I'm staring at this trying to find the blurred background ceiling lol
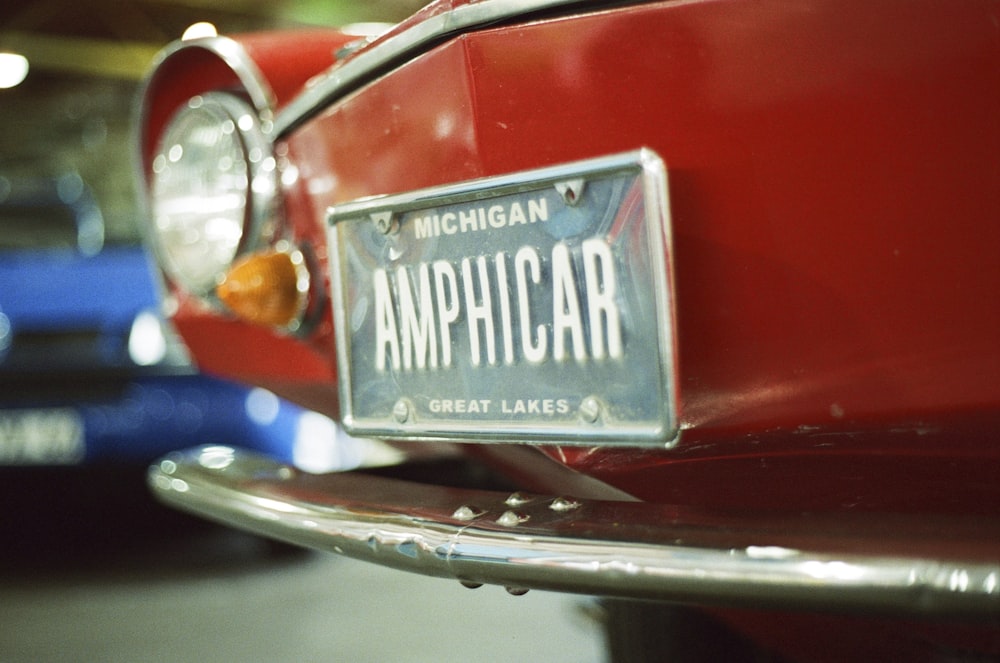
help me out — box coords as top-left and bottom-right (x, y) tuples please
(0, 0), (425, 241)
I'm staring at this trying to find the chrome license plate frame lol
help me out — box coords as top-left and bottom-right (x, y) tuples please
(328, 150), (677, 447)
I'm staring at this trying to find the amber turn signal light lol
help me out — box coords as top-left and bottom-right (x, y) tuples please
(216, 250), (306, 328)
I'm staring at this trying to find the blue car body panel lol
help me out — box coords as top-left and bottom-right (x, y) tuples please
(0, 373), (302, 466)
(1, 246), (156, 333)
(74, 375), (301, 465)
(0, 246), (159, 369)
(0, 177), (305, 467)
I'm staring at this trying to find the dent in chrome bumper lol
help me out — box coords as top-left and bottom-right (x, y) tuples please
(150, 445), (1000, 615)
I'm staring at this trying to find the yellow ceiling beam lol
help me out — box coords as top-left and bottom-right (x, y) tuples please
(0, 31), (163, 80)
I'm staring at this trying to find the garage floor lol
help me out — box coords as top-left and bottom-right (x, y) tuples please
(0, 467), (605, 662)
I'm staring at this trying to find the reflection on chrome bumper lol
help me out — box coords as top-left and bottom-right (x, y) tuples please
(149, 445), (1000, 615)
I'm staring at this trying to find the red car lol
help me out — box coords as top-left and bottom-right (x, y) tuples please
(136, 1), (1000, 659)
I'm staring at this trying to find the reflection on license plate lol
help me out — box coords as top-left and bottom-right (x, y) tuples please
(0, 408), (85, 464)
(328, 150), (677, 446)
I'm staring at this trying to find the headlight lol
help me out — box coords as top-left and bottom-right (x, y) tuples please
(149, 92), (275, 295)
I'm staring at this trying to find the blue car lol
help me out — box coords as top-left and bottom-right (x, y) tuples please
(0, 173), (357, 469)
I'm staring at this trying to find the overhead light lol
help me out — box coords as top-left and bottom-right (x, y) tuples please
(182, 22), (218, 41)
(0, 53), (29, 89)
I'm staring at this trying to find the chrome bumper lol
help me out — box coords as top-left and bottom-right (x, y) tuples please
(149, 445), (1000, 615)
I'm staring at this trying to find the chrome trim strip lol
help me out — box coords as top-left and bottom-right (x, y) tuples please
(135, 36), (276, 188)
(274, 0), (610, 137)
(142, 35), (277, 116)
(151, 446), (1000, 615)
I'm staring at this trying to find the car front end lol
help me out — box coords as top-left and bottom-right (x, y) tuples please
(134, 1), (1000, 658)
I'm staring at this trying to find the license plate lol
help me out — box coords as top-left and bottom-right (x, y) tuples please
(328, 150), (677, 446)
(0, 408), (85, 464)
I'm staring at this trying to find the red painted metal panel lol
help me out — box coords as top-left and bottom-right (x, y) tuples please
(281, 1), (998, 417)
(168, 0), (998, 506)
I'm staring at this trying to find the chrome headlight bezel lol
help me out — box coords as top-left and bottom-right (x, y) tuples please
(148, 91), (277, 296)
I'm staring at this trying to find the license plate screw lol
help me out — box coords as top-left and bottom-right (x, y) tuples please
(392, 398), (411, 423)
(578, 396), (603, 424)
(371, 211), (398, 234)
(555, 178), (587, 206)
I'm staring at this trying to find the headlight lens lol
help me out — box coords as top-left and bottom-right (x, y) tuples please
(149, 92), (274, 295)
